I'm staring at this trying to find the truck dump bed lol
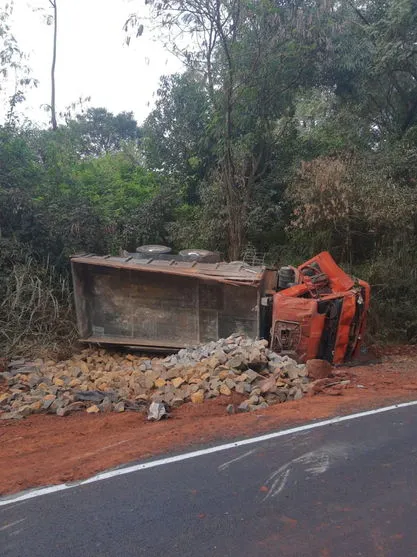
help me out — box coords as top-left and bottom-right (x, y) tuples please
(71, 255), (276, 349)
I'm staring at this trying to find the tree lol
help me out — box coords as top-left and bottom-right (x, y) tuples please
(66, 107), (142, 157)
(144, 72), (213, 203)
(49, 0), (58, 130)
(128, 0), (330, 258)
(312, 0), (417, 144)
(0, 3), (36, 124)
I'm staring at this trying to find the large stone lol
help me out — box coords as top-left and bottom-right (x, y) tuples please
(171, 397), (185, 408)
(113, 401), (124, 412)
(214, 350), (227, 365)
(306, 359), (333, 380)
(186, 384), (200, 396)
(147, 401), (167, 421)
(259, 377), (277, 394)
(74, 390), (106, 403)
(145, 369), (162, 382)
(235, 382), (251, 394)
(227, 355), (246, 370)
(275, 390), (288, 403)
(245, 369), (260, 383)
(217, 369), (230, 380)
(164, 367), (182, 380)
(225, 378), (236, 390)
(219, 384), (232, 396)
(100, 397), (113, 413)
(297, 365), (308, 377)
(223, 343), (237, 353)
(161, 391), (175, 405)
(30, 400), (43, 412)
(293, 388), (303, 400)
(268, 361), (285, 374)
(206, 356), (220, 369)
(28, 375), (42, 388)
(42, 395), (56, 410)
(283, 364), (299, 380)
(206, 389), (220, 399)
(190, 390), (205, 404)
(0, 393), (10, 403)
(0, 411), (23, 420)
(152, 364), (166, 377)
(171, 377), (185, 388)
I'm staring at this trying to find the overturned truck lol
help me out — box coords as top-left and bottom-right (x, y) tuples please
(71, 251), (369, 364)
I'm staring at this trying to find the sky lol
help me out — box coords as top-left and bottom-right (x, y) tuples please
(5, 0), (182, 126)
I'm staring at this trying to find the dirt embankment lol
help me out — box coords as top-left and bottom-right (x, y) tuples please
(1, 347), (417, 496)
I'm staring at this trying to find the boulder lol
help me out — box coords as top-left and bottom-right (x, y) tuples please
(259, 377), (277, 394)
(171, 377), (185, 388)
(147, 401), (167, 421)
(190, 390), (205, 404)
(283, 364), (299, 380)
(219, 384), (232, 396)
(306, 359), (333, 380)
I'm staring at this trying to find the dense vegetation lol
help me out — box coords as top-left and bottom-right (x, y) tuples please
(1, 0), (417, 356)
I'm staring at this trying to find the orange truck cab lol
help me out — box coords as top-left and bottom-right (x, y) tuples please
(270, 252), (370, 364)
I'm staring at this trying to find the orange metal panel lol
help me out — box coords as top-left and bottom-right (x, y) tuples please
(333, 292), (357, 364)
(298, 251), (354, 292)
(271, 295), (325, 362)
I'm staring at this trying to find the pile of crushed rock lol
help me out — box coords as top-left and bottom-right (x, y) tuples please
(0, 334), (343, 420)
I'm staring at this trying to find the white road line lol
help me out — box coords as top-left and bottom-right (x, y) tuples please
(1, 399), (417, 508)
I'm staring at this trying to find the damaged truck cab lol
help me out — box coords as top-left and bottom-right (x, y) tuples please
(271, 252), (370, 364)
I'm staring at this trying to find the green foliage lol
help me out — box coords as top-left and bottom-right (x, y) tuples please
(143, 72), (214, 204)
(0, 3), (36, 123)
(65, 107), (142, 157)
(0, 117), (169, 355)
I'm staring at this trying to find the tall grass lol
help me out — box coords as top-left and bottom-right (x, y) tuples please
(0, 258), (76, 359)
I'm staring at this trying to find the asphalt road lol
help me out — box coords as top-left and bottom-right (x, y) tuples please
(2, 405), (417, 557)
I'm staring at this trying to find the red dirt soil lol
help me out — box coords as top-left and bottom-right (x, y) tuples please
(2, 348), (417, 496)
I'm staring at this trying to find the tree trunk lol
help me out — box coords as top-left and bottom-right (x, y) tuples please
(50, 0), (58, 131)
(222, 154), (246, 261)
(227, 204), (245, 260)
